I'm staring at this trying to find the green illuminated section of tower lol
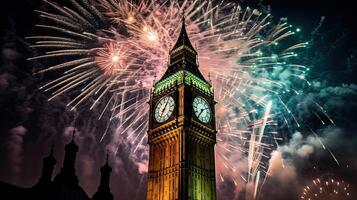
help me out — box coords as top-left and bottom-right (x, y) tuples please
(153, 71), (213, 95)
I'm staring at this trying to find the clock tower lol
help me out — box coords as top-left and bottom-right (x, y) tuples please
(146, 16), (217, 200)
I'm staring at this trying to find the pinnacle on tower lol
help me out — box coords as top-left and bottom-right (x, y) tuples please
(92, 151), (113, 200)
(102, 150), (112, 171)
(37, 144), (57, 186)
(52, 129), (80, 186)
(67, 129), (79, 152)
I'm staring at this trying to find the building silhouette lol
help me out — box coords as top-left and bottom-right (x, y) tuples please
(35, 144), (57, 188)
(146, 16), (217, 200)
(0, 132), (114, 200)
(92, 153), (113, 200)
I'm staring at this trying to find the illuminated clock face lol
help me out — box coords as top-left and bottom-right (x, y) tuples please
(193, 96), (211, 123)
(154, 96), (175, 123)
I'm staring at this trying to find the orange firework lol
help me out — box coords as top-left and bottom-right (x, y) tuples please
(301, 177), (351, 200)
(96, 43), (126, 76)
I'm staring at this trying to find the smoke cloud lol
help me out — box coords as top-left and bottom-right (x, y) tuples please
(4, 126), (27, 184)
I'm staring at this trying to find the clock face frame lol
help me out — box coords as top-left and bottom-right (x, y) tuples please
(193, 96), (212, 123)
(154, 96), (175, 123)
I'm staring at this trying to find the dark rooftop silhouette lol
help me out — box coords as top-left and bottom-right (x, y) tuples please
(0, 132), (114, 200)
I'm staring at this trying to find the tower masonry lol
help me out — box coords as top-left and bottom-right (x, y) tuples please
(146, 16), (217, 200)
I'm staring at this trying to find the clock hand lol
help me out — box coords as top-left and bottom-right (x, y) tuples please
(161, 100), (169, 115)
(198, 108), (205, 118)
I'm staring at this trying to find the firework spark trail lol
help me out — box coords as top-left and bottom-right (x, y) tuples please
(245, 101), (276, 200)
(28, 0), (335, 198)
(253, 171), (261, 200)
(307, 127), (340, 166)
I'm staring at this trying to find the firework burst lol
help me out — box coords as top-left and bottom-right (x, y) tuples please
(301, 177), (351, 200)
(28, 0), (333, 199)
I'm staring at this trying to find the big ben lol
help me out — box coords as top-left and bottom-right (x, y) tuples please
(146, 16), (217, 200)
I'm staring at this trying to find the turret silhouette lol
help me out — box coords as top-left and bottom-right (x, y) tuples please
(53, 131), (79, 186)
(92, 152), (113, 200)
(50, 130), (89, 200)
(0, 129), (114, 200)
(37, 144), (57, 186)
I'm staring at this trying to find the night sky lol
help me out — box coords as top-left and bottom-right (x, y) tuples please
(1, 0), (357, 200)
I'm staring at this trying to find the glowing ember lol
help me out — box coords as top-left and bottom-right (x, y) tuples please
(146, 31), (158, 42)
(112, 55), (120, 63)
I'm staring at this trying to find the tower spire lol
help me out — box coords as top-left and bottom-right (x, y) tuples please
(53, 128), (79, 186)
(170, 13), (196, 54)
(105, 150), (109, 164)
(72, 129), (76, 141)
(182, 9), (185, 27)
(163, 14), (203, 78)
